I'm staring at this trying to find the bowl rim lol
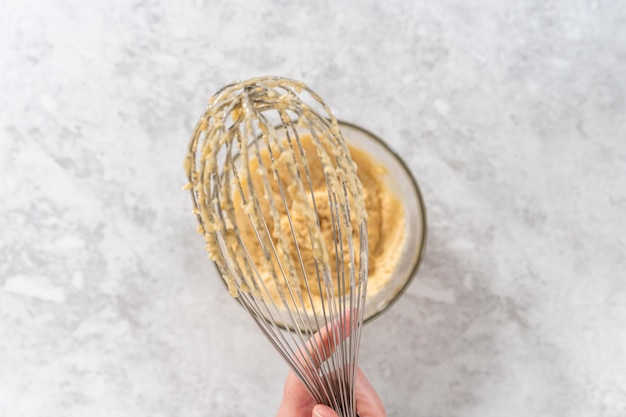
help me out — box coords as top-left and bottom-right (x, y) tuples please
(337, 120), (428, 326)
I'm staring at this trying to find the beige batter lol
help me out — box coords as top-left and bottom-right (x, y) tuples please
(232, 135), (405, 308)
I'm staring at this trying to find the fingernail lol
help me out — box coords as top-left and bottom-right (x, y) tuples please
(312, 404), (338, 417)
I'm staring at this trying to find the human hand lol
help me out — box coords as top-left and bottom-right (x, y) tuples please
(276, 367), (386, 417)
(275, 316), (386, 417)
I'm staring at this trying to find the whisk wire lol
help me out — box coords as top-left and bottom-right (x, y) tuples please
(253, 110), (326, 335)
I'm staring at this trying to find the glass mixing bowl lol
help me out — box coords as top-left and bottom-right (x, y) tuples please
(212, 120), (427, 330)
(338, 121), (427, 325)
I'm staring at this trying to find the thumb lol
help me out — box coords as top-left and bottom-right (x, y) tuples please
(312, 404), (339, 417)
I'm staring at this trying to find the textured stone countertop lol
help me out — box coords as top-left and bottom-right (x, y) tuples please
(1, 1), (625, 416)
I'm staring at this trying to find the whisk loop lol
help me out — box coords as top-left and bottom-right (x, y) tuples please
(185, 76), (368, 417)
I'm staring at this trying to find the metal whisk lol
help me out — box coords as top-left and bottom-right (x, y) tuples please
(184, 76), (368, 417)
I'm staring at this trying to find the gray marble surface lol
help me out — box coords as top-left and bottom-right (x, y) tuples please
(1, 1), (625, 416)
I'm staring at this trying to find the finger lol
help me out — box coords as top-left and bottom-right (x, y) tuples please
(354, 368), (386, 417)
(276, 372), (319, 417)
(281, 371), (310, 399)
(296, 309), (354, 370)
(312, 404), (340, 417)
